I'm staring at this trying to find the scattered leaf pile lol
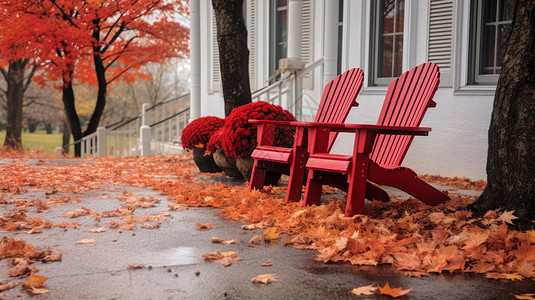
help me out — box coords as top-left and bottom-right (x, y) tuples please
(1, 152), (534, 297)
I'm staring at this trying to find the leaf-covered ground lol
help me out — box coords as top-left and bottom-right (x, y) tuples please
(0, 150), (534, 297)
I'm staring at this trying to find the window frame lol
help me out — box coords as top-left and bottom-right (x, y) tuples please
(269, 0), (288, 78)
(369, 0), (406, 86)
(468, 0), (513, 86)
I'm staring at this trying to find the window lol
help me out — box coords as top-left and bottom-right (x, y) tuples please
(337, 0), (344, 75)
(371, 0), (405, 85)
(470, 0), (514, 85)
(270, 0), (288, 78)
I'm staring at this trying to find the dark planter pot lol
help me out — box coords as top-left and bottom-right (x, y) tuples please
(236, 157), (282, 186)
(192, 147), (221, 173)
(212, 149), (243, 178)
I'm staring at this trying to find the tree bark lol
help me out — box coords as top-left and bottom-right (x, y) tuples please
(62, 116), (71, 154)
(62, 71), (83, 157)
(470, 0), (535, 224)
(212, 0), (252, 116)
(86, 22), (107, 136)
(2, 59), (29, 152)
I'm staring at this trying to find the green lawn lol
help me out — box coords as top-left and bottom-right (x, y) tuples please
(0, 130), (71, 156)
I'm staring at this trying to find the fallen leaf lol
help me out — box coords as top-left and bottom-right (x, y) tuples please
(168, 204), (186, 210)
(28, 273), (48, 288)
(196, 222), (215, 229)
(108, 221), (119, 228)
(211, 236), (237, 244)
(0, 238), (36, 258)
(378, 282), (412, 298)
(22, 282), (49, 294)
(252, 274), (279, 284)
(142, 223), (159, 229)
(250, 235), (261, 244)
(263, 227), (280, 241)
(128, 264), (145, 269)
(498, 210), (519, 225)
(42, 248), (62, 262)
(503, 273), (524, 281)
(88, 227), (106, 233)
(75, 239), (97, 246)
(0, 283), (17, 292)
(214, 256), (242, 267)
(261, 260), (272, 266)
(202, 251), (241, 266)
(514, 294), (535, 300)
(6, 259), (35, 277)
(120, 223), (134, 230)
(351, 284), (377, 296)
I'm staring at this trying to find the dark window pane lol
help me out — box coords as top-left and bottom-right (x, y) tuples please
(382, 0), (395, 34)
(483, 0), (497, 23)
(380, 35), (393, 77)
(394, 34), (403, 76)
(395, 0), (404, 32)
(480, 24), (496, 74)
(497, 23), (511, 67)
(338, 0), (344, 22)
(337, 26), (343, 74)
(499, 0), (514, 21)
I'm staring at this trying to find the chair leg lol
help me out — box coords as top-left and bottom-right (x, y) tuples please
(365, 182), (390, 202)
(368, 163), (449, 205)
(345, 154), (369, 217)
(303, 170), (322, 206)
(285, 147), (307, 202)
(249, 159), (266, 191)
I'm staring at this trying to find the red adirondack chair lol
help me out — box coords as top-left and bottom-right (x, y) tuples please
(249, 68), (364, 202)
(300, 62), (450, 217)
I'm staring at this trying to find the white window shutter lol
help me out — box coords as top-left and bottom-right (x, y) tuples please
(248, 0), (257, 91)
(427, 0), (453, 87)
(211, 10), (221, 91)
(302, 0), (312, 88)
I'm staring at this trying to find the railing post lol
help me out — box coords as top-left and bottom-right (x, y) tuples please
(142, 103), (151, 126)
(294, 72), (303, 121)
(140, 125), (151, 156)
(97, 127), (106, 157)
(81, 138), (86, 158)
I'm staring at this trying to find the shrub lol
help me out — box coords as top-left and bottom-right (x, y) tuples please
(221, 101), (296, 158)
(181, 116), (225, 150)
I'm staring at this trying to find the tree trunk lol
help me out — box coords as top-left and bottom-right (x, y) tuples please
(212, 0), (252, 116)
(2, 59), (28, 152)
(62, 117), (71, 154)
(62, 73), (83, 157)
(470, 1), (535, 225)
(86, 26), (107, 136)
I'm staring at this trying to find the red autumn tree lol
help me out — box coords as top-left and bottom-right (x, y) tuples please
(0, 0), (189, 156)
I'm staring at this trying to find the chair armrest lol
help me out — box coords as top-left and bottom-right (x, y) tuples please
(292, 122), (431, 136)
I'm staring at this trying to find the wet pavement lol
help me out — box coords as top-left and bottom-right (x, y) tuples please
(1, 159), (534, 299)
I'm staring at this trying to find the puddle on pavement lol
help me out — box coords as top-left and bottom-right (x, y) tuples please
(157, 247), (201, 266)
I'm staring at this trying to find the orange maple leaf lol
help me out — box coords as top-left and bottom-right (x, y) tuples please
(378, 282), (413, 298)
(351, 284), (377, 296)
(498, 210), (519, 225)
(28, 273), (48, 288)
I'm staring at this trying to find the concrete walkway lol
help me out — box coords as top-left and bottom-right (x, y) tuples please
(0, 159), (533, 299)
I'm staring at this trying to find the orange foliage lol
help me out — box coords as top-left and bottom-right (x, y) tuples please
(0, 0), (190, 87)
(0, 153), (534, 283)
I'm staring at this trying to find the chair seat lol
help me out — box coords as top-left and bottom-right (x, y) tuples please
(251, 146), (293, 164)
(306, 153), (352, 173)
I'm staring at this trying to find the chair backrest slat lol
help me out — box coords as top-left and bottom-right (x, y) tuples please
(315, 68), (364, 152)
(371, 63), (440, 167)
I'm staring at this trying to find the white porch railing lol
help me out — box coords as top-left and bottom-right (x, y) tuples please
(71, 94), (190, 158)
(72, 58), (325, 158)
(252, 58), (324, 121)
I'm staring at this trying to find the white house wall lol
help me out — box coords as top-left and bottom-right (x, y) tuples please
(197, 0), (493, 180)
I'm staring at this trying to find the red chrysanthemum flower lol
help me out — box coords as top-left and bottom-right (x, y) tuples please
(181, 116), (225, 149)
(221, 101), (296, 158)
